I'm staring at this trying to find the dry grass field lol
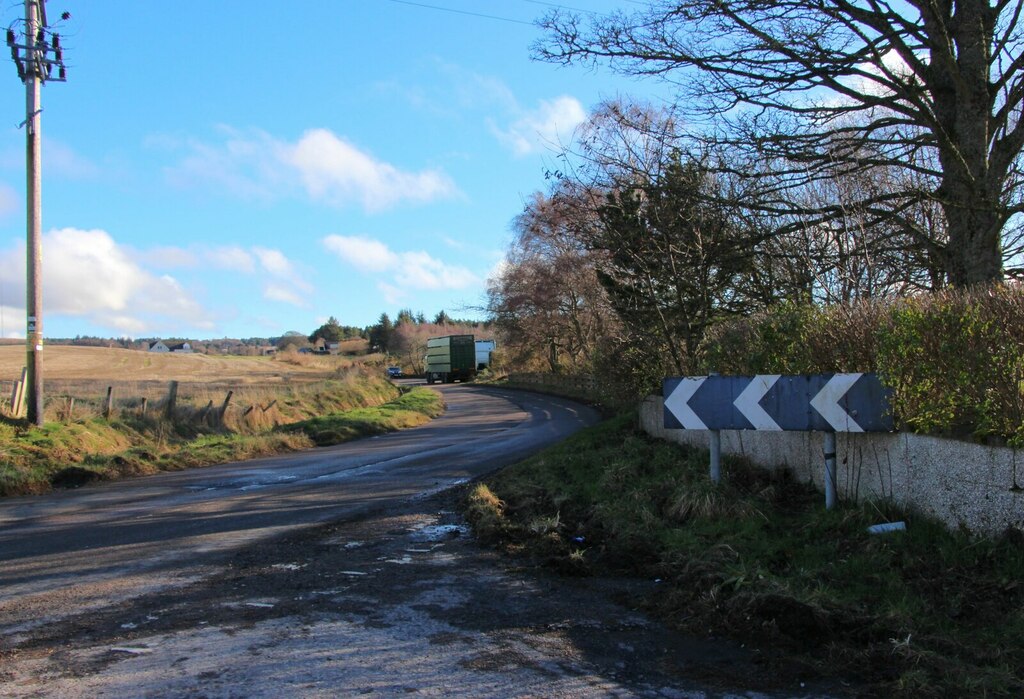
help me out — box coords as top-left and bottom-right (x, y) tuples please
(0, 345), (386, 419)
(0, 345), (336, 384)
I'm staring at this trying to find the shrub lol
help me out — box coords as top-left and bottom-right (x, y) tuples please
(876, 286), (1024, 442)
(698, 284), (1024, 444)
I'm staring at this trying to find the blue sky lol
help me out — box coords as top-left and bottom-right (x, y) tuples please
(0, 0), (652, 340)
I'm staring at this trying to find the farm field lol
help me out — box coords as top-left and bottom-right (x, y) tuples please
(0, 345), (385, 420)
(0, 345), (356, 385)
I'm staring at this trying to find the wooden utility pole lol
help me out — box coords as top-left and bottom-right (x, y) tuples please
(7, 1), (67, 426)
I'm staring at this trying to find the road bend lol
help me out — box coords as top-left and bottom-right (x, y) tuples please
(0, 385), (600, 632)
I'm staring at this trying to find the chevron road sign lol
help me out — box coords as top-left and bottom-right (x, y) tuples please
(663, 373), (894, 433)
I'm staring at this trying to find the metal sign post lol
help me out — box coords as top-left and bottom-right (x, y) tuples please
(663, 373), (894, 509)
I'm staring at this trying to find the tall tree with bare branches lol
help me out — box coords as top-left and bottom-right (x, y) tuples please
(487, 186), (615, 372)
(538, 0), (1024, 286)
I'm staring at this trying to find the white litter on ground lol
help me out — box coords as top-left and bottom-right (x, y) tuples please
(271, 563), (304, 571)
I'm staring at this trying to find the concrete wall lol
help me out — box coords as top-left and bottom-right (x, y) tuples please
(640, 396), (1024, 536)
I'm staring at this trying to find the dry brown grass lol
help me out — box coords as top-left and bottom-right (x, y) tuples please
(0, 345), (384, 420)
(0, 345), (333, 383)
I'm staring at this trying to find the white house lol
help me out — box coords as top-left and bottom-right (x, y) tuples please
(149, 341), (192, 354)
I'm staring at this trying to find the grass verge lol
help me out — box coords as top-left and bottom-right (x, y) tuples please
(463, 411), (1024, 697)
(283, 387), (446, 445)
(0, 381), (444, 497)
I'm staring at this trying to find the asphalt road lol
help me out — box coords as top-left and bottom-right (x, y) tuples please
(0, 384), (597, 608)
(0, 384), (832, 698)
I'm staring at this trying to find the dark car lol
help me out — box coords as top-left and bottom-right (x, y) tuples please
(386, 366), (402, 378)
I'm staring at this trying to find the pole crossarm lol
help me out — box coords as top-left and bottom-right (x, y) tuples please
(6, 2), (66, 84)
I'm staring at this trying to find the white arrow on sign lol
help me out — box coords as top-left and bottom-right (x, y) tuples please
(665, 377), (708, 430)
(810, 373), (864, 432)
(734, 374), (781, 430)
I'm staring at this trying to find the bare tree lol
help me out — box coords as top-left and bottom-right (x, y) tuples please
(538, 0), (1024, 286)
(487, 187), (616, 373)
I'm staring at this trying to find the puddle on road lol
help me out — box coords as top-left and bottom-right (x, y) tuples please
(187, 474), (299, 492)
(409, 523), (469, 542)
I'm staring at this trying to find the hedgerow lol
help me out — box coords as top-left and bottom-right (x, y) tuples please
(699, 284), (1024, 445)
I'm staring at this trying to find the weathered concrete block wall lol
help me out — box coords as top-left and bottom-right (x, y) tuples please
(640, 396), (1024, 536)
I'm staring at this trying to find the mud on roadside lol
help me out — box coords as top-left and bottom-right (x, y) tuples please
(0, 487), (850, 698)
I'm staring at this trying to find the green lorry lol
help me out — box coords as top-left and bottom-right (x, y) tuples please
(424, 334), (476, 384)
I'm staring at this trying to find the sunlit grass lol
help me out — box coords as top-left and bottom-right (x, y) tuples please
(0, 375), (444, 496)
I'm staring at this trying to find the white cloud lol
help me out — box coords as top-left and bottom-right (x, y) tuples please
(492, 96), (587, 156)
(286, 129), (457, 212)
(322, 234), (480, 293)
(263, 283), (306, 307)
(0, 227), (214, 334)
(322, 235), (397, 273)
(249, 247), (312, 306)
(162, 127), (459, 212)
(131, 242), (310, 307)
(249, 246), (312, 305)
(392, 250), (478, 290)
(253, 247), (295, 278)
(136, 245), (199, 269)
(206, 246), (256, 273)
(486, 256), (509, 285)
(162, 128), (287, 201)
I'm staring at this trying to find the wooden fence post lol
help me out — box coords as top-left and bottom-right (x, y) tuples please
(219, 390), (233, 424)
(104, 386), (114, 418)
(64, 396), (74, 422)
(165, 380), (179, 419)
(12, 367), (27, 418)
(140, 397), (148, 417)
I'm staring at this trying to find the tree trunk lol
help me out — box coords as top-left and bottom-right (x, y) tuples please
(942, 201), (1004, 285)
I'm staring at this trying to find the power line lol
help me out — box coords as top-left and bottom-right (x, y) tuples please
(518, 0), (604, 14)
(383, 0), (535, 26)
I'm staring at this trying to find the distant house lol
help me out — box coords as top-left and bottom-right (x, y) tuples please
(149, 341), (192, 354)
